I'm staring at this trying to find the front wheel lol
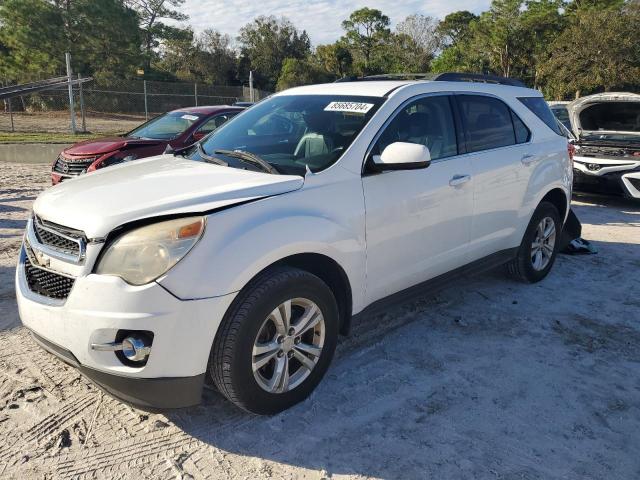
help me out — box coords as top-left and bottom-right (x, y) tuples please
(506, 201), (561, 283)
(209, 267), (339, 414)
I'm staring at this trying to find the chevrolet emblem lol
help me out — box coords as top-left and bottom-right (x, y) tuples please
(34, 249), (51, 268)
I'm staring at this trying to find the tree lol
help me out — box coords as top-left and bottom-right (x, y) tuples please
(157, 28), (237, 84)
(315, 42), (353, 78)
(396, 14), (439, 60)
(392, 14), (439, 72)
(519, 0), (565, 88)
(198, 29), (238, 85)
(431, 0), (564, 86)
(435, 10), (477, 46)
(276, 57), (331, 91)
(540, 4), (640, 97)
(126, 0), (189, 70)
(341, 7), (390, 74)
(237, 16), (310, 91)
(431, 10), (480, 74)
(0, 0), (141, 82)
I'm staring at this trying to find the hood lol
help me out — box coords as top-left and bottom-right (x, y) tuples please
(569, 92), (640, 141)
(63, 136), (165, 156)
(33, 155), (304, 238)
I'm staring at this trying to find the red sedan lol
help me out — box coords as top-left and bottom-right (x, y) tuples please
(51, 105), (244, 184)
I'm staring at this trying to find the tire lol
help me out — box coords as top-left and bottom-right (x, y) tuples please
(506, 201), (562, 283)
(209, 267), (339, 415)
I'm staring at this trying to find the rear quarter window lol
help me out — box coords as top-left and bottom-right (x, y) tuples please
(518, 97), (564, 136)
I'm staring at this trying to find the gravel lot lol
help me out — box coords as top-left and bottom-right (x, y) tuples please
(0, 162), (639, 479)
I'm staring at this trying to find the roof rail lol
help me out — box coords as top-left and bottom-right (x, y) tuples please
(433, 72), (526, 87)
(334, 73), (433, 83)
(334, 72), (526, 87)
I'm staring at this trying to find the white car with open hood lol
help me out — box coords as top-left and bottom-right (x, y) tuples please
(570, 92), (640, 198)
(16, 75), (571, 414)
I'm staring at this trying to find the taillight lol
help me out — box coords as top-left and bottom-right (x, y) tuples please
(568, 143), (575, 161)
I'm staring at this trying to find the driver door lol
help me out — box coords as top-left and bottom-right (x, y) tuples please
(362, 94), (474, 304)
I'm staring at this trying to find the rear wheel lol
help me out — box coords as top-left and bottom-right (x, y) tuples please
(210, 267), (339, 414)
(506, 201), (561, 283)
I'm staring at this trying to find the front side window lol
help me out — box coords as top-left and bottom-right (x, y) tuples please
(458, 95), (517, 152)
(128, 111), (203, 140)
(196, 114), (236, 136)
(373, 95), (458, 161)
(194, 95), (384, 175)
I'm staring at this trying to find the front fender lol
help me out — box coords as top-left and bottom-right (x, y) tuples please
(158, 173), (367, 310)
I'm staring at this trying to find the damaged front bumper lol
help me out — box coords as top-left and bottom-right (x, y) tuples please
(573, 156), (640, 198)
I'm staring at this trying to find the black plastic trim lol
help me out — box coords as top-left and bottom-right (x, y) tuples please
(29, 330), (204, 409)
(351, 247), (518, 321)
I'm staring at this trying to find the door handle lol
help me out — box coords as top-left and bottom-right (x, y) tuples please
(449, 174), (471, 187)
(521, 153), (537, 165)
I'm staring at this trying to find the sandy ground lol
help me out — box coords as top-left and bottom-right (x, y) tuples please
(0, 111), (144, 135)
(0, 162), (639, 479)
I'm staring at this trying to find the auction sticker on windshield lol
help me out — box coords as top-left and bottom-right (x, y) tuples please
(181, 114), (199, 121)
(324, 102), (374, 114)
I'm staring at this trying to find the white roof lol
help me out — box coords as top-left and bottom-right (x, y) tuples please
(277, 80), (540, 99)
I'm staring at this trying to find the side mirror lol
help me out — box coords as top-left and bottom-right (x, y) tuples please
(372, 142), (431, 171)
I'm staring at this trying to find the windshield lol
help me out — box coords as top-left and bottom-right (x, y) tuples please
(550, 105), (571, 130)
(579, 102), (640, 133)
(128, 111), (203, 140)
(192, 95), (384, 175)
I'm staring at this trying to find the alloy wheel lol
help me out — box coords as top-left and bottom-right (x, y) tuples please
(531, 216), (556, 271)
(252, 298), (325, 393)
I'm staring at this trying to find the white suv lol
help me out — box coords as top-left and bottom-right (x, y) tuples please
(16, 76), (572, 414)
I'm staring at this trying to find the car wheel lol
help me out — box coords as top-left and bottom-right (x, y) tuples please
(506, 201), (561, 283)
(209, 267), (339, 414)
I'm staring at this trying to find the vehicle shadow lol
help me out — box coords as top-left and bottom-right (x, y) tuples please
(159, 193), (640, 477)
(572, 192), (640, 217)
(163, 234), (640, 478)
(0, 266), (21, 331)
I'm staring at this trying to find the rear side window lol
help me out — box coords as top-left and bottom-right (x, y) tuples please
(518, 97), (563, 135)
(511, 111), (531, 143)
(457, 95), (516, 152)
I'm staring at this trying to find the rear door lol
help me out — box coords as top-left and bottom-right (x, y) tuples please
(454, 94), (533, 260)
(362, 94), (474, 304)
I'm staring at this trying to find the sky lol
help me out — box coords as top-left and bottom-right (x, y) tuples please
(179, 0), (491, 45)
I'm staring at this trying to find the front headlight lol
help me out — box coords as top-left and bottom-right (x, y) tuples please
(96, 216), (205, 285)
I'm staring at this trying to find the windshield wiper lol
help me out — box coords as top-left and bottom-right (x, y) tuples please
(198, 143), (228, 166)
(214, 149), (279, 175)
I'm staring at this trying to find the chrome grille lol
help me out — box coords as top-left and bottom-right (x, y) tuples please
(53, 155), (96, 176)
(26, 215), (87, 263)
(23, 242), (75, 300)
(33, 216), (84, 260)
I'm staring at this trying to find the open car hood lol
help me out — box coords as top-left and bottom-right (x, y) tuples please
(33, 155), (304, 238)
(569, 92), (640, 142)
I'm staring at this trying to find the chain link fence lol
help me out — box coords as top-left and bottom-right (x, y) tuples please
(0, 78), (270, 135)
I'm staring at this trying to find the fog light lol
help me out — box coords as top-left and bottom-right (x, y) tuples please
(121, 335), (151, 362)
